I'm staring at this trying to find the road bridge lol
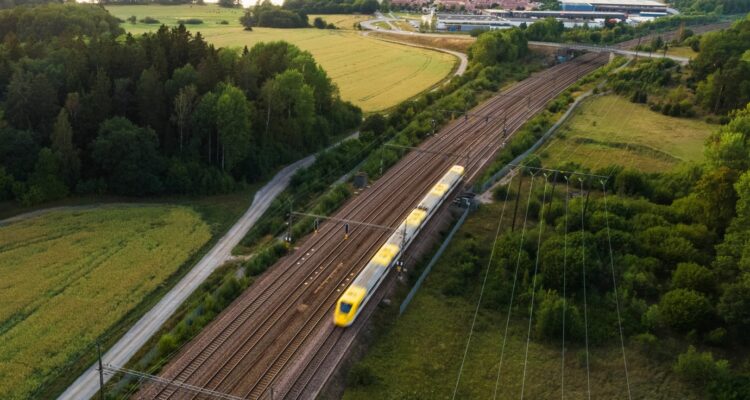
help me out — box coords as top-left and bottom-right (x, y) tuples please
(528, 40), (690, 64)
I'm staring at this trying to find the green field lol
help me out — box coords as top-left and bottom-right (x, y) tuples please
(666, 45), (699, 59)
(343, 203), (700, 400)
(106, 5), (456, 112)
(0, 206), (212, 399)
(537, 95), (714, 172)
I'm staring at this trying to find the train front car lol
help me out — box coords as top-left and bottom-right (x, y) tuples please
(333, 165), (465, 328)
(333, 244), (400, 327)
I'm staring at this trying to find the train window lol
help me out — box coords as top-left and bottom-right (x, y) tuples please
(339, 302), (352, 313)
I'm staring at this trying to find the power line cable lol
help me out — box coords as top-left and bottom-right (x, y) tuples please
(601, 181), (633, 400)
(451, 174), (516, 400)
(520, 175), (550, 399)
(493, 172), (537, 400)
(561, 176), (570, 400)
(579, 178), (592, 400)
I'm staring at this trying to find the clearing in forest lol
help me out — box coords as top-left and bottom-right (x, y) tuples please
(538, 94), (713, 172)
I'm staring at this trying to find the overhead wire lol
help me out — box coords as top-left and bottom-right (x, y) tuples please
(579, 178), (592, 400)
(451, 173), (516, 400)
(492, 172), (537, 400)
(520, 174), (550, 399)
(561, 176), (570, 400)
(601, 181), (633, 399)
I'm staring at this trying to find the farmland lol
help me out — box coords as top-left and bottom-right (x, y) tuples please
(0, 205), (211, 399)
(106, 5), (457, 112)
(537, 95), (714, 172)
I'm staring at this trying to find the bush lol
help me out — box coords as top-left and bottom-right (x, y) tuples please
(671, 262), (714, 294)
(492, 183), (515, 201)
(658, 289), (713, 332)
(139, 16), (160, 24)
(535, 291), (584, 341)
(673, 346), (729, 386)
(348, 364), (378, 387)
(157, 333), (178, 357)
(177, 18), (204, 25)
(219, 20), (229, 24)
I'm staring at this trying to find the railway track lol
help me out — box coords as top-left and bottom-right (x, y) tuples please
(135, 53), (609, 400)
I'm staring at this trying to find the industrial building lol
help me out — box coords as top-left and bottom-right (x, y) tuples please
(434, 13), (513, 31)
(560, 0), (668, 14)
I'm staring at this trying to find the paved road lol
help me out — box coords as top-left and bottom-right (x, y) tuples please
(57, 134), (357, 400)
(528, 40), (691, 64)
(361, 15), (469, 76)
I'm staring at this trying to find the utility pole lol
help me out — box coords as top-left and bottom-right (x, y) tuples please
(97, 341), (104, 400)
(511, 172), (524, 231)
(286, 201), (293, 243)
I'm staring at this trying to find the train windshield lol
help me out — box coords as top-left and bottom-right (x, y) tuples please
(339, 302), (353, 313)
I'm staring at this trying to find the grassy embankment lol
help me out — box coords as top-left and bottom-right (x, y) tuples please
(343, 93), (715, 399)
(106, 4), (457, 112)
(0, 206), (212, 400)
(537, 94), (713, 172)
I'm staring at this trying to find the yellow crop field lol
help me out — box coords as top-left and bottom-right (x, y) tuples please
(0, 205), (211, 399)
(106, 5), (457, 112)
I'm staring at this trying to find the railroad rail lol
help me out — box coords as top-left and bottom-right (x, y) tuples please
(134, 53), (609, 400)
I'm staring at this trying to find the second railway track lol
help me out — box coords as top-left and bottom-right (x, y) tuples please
(135, 53), (609, 400)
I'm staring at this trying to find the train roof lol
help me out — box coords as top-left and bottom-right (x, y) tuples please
(372, 243), (400, 266)
(340, 285), (366, 303)
(450, 165), (465, 175)
(406, 209), (428, 228)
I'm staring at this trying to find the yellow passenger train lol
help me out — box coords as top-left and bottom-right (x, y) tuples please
(334, 165), (465, 327)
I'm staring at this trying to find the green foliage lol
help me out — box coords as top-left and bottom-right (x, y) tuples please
(717, 276), (750, 331)
(468, 28), (528, 66)
(693, 18), (750, 114)
(241, 1), (309, 29)
(658, 289), (713, 332)
(0, 7), (361, 204)
(0, 4), (123, 41)
(534, 291), (584, 341)
(283, 0), (380, 14)
(671, 262), (715, 293)
(674, 346), (729, 387)
(92, 117), (164, 196)
(140, 16), (160, 24)
(348, 364), (379, 387)
(177, 18), (204, 25)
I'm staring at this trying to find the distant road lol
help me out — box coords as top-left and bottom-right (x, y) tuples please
(57, 133), (356, 400)
(361, 15), (469, 76)
(361, 15), (733, 67)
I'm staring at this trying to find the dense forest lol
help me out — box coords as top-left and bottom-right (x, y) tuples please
(240, 0), (310, 29)
(437, 16), (750, 399)
(0, 4), (361, 205)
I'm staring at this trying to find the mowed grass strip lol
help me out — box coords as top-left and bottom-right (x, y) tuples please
(106, 5), (456, 112)
(343, 203), (700, 400)
(538, 95), (713, 172)
(0, 205), (211, 400)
